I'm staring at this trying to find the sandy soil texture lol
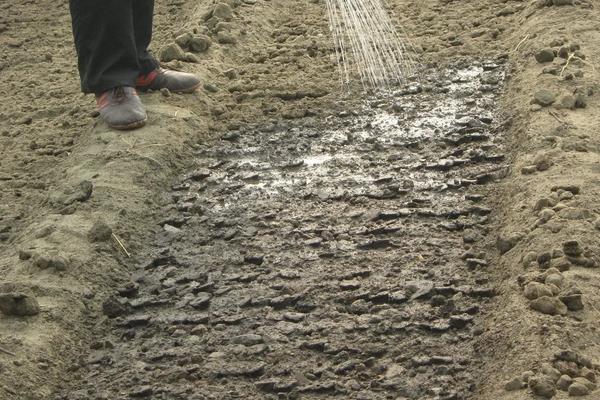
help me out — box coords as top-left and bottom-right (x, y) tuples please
(1, 0), (600, 399)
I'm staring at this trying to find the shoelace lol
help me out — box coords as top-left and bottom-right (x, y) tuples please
(113, 86), (126, 101)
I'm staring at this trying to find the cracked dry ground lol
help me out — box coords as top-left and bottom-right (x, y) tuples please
(62, 63), (509, 400)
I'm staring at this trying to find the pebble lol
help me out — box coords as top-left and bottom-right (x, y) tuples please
(556, 374), (573, 391)
(563, 240), (583, 256)
(244, 255), (264, 265)
(528, 376), (557, 398)
(559, 292), (584, 311)
(496, 232), (523, 254)
(231, 334), (264, 346)
(129, 386), (153, 398)
(535, 48), (555, 63)
(217, 31), (237, 44)
(33, 252), (69, 271)
(568, 382), (590, 396)
(56, 180), (93, 206)
(189, 35), (211, 52)
(544, 273), (564, 288)
(213, 3), (234, 20)
(533, 89), (557, 106)
(537, 252), (552, 268)
(558, 95), (576, 110)
(523, 282), (553, 300)
(504, 377), (524, 391)
(573, 376), (596, 390)
(102, 296), (130, 318)
(530, 296), (567, 315)
(541, 363), (561, 382)
(88, 221), (112, 242)
(0, 292), (40, 316)
(581, 367), (597, 383)
(159, 43), (186, 62)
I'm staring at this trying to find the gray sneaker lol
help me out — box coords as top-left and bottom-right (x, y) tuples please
(95, 87), (147, 130)
(136, 68), (201, 93)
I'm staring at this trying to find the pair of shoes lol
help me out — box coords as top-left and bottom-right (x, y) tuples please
(95, 69), (200, 130)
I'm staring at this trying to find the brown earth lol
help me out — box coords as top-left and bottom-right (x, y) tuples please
(0, 0), (599, 399)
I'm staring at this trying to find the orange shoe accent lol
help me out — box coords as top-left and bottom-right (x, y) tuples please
(96, 92), (110, 109)
(135, 70), (159, 88)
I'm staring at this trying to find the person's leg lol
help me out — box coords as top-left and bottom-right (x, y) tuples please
(132, 0), (201, 93)
(69, 0), (140, 93)
(132, 0), (159, 75)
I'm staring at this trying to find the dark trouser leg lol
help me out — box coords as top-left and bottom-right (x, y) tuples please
(69, 0), (140, 93)
(133, 0), (159, 75)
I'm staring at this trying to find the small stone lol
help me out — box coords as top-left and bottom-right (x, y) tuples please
(568, 382), (590, 396)
(231, 334), (264, 346)
(537, 252), (552, 268)
(33, 253), (69, 271)
(58, 180), (94, 206)
(159, 43), (186, 62)
(217, 31), (236, 44)
(559, 293), (584, 311)
(558, 46), (570, 59)
(504, 377), (524, 391)
(534, 154), (552, 171)
(430, 295), (446, 306)
(189, 35), (211, 52)
(340, 280), (361, 291)
(529, 376), (557, 398)
(102, 296), (130, 318)
(524, 282), (554, 300)
(522, 370), (535, 383)
(189, 293), (211, 309)
(349, 299), (369, 314)
(573, 377), (596, 390)
(129, 386), (153, 398)
(0, 292), (40, 316)
(535, 48), (555, 63)
(533, 89), (557, 106)
(88, 221), (112, 242)
(575, 94), (587, 108)
(523, 251), (538, 267)
(213, 3), (234, 20)
(563, 240), (583, 256)
(521, 165), (537, 175)
(581, 367), (596, 383)
(184, 52), (199, 63)
(496, 233), (523, 254)
(175, 32), (192, 47)
(558, 95), (576, 110)
(244, 255), (264, 265)
(545, 273), (564, 288)
(191, 325), (207, 336)
(541, 363), (561, 382)
(530, 296), (568, 315)
(556, 374), (573, 391)
(203, 82), (218, 92)
(224, 69), (237, 79)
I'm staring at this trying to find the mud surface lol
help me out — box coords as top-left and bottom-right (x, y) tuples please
(62, 62), (507, 400)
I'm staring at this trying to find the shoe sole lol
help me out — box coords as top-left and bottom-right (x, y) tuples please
(109, 117), (148, 131)
(136, 82), (201, 94)
(172, 82), (201, 94)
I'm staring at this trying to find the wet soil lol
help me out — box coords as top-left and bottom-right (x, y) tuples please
(62, 62), (507, 400)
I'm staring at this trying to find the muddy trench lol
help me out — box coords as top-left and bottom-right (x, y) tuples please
(61, 59), (508, 400)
